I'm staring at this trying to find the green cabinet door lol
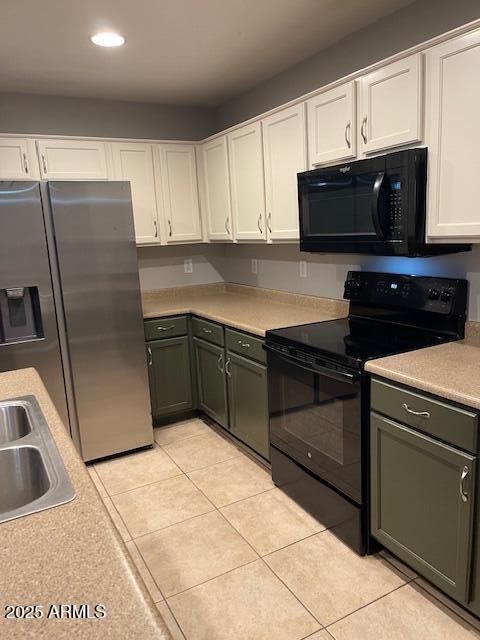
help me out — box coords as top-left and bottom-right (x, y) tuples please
(147, 337), (193, 418)
(226, 350), (269, 460)
(194, 337), (228, 428)
(371, 412), (476, 602)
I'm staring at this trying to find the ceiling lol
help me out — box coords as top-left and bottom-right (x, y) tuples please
(0, 0), (415, 107)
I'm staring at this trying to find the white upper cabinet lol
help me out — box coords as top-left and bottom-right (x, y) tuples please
(228, 122), (266, 241)
(202, 136), (233, 241)
(111, 142), (160, 245)
(262, 104), (307, 240)
(0, 138), (39, 179)
(37, 139), (110, 179)
(426, 29), (480, 239)
(306, 82), (356, 166)
(157, 144), (202, 244)
(359, 53), (423, 154)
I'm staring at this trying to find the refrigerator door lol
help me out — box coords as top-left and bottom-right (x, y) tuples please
(44, 181), (153, 461)
(0, 181), (68, 424)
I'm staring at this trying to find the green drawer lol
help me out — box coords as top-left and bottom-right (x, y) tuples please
(371, 377), (478, 453)
(144, 315), (188, 341)
(192, 317), (224, 347)
(226, 328), (266, 364)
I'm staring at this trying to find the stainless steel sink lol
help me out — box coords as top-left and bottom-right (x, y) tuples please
(0, 396), (75, 525)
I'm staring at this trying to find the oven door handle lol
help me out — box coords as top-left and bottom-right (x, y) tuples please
(371, 171), (387, 240)
(263, 343), (360, 384)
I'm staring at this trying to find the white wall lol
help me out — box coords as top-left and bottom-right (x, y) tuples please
(222, 244), (480, 321)
(137, 244), (226, 291)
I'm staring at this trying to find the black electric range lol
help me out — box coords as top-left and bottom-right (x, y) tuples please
(265, 271), (468, 555)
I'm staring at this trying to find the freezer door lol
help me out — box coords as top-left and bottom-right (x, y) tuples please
(0, 181), (68, 424)
(45, 181), (153, 461)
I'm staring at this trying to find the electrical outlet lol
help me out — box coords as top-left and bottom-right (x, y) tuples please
(299, 261), (307, 278)
(184, 258), (193, 274)
(251, 258), (258, 275)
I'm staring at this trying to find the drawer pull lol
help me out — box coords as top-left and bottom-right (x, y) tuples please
(402, 403), (430, 419)
(237, 340), (250, 348)
(157, 325), (175, 332)
(147, 345), (153, 366)
(460, 466), (469, 503)
(217, 353), (224, 373)
(225, 357), (231, 377)
(202, 328), (213, 335)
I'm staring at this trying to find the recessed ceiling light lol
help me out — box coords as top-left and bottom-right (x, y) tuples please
(90, 32), (126, 47)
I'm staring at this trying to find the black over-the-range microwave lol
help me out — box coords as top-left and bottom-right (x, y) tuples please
(298, 148), (470, 256)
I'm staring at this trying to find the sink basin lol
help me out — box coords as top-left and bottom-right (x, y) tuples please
(0, 396), (75, 525)
(0, 403), (31, 444)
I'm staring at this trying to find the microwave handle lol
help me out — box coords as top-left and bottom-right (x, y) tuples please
(371, 171), (387, 240)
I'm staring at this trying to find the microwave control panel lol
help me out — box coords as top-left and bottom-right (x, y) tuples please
(387, 176), (403, 240)
(344, 271), (467, 315)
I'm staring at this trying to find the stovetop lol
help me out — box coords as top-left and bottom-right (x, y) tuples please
(265, 316), (455, 370)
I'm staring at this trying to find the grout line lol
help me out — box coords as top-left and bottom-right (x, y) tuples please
(260, 527), (329, 560)
(161, 597), (187, 639)
(187, 478), (275, 510)
(131, 501), (216, 542)
(104, 469), (184, 498)
(131, 537), (168, 603)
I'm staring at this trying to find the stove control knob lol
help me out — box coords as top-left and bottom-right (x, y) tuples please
(428, 288), (440, 300)
(440, 290), (452, 303)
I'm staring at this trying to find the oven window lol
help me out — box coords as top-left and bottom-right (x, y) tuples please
(301, 173), (377, 237)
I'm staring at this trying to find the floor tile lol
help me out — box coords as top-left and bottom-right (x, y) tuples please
(220, 487), (325, 556)
(125, 540), (163, 603)
(112, 475), (214, 538)
(136, 510), (258, 597)
(154, 419), (210, 446)
(187, 455), (274, 507)
(168, 559), (320, 640)
(328, 583), (480, 639)
(95, 448), (181, 495)
(86, 465), (107, 497)
(162, 431), (241, 472)
(101, 496), (131, 542)
(414, 577), (480, 631)
(156, 602), (185, 640)
(265, 530), (406, 626)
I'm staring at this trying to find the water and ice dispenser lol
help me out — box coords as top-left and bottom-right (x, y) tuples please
(0, 287), (44, 344)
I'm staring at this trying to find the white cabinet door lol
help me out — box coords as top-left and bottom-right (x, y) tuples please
(359, 53), (423, 154)
(111, 142), (160, 245)
(426, 29), (480, 239)
(228, 122), (266, 241)
(36, 139), (110, 179)
(158, 144), (202, 243)
(262, 104), (307, 240)
(306, 82), (356, 166)
(0, 138), (39, 179)
(202, 136), (233, 240)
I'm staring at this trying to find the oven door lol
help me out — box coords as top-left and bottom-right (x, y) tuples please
(266, 345), (363, 503)
(298, 160), (390, 251)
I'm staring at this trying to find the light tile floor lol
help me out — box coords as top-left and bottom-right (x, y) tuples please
(90, 418), (480, 640)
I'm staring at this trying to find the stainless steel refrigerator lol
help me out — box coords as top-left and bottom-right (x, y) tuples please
(0, 180), (153, 461)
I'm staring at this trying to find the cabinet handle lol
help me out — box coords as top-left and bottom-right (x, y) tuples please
(168, 219), (172, 237)
(225, 217), (230, 235)
(41, 153), (48, 174)
(345, 121), (351, 148)
(217, 353), (224, 373)
(402, 403), (430, 419)
(157, 325), (175, 332)
(460, 465), (469, 503)
(153, 220), (158, 238)
(258, 213), (263, 234)
(361, 117), (367, 144)
(202, 328), (212, 335)
(237, 340), (250, 349)
(23, 152), (29, 174)
(267, 212), (272, 234)
(147, 345), (153, 366)
(225, 357), (231, 377)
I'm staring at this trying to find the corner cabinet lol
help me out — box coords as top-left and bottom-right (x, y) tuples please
(111, 142), (161, 245)
(359, 53), (423, 154)
(0, 137), (39, 179)
(262, 104), (307, 240)
(426, 28), (480, 240)
(156, 144), (202, 244)
(36, 139), (111, 179)
(202, 135), (233, 241)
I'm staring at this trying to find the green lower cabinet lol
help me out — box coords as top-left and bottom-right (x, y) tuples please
(371, 411), (476, 602)
(146, 336), (193, 418)
(194, 337), (228, 428)
(226, 350), (269, 460)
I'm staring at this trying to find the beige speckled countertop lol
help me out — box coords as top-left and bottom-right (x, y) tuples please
(0, 369), (170, 640)
(142, 282), (348, 336)
(365, 322), (480, 410)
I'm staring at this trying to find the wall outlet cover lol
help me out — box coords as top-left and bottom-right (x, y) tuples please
(184, 258), (193, 274)
(251, 258), (258, 275)
(299, 261), (307, 278)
